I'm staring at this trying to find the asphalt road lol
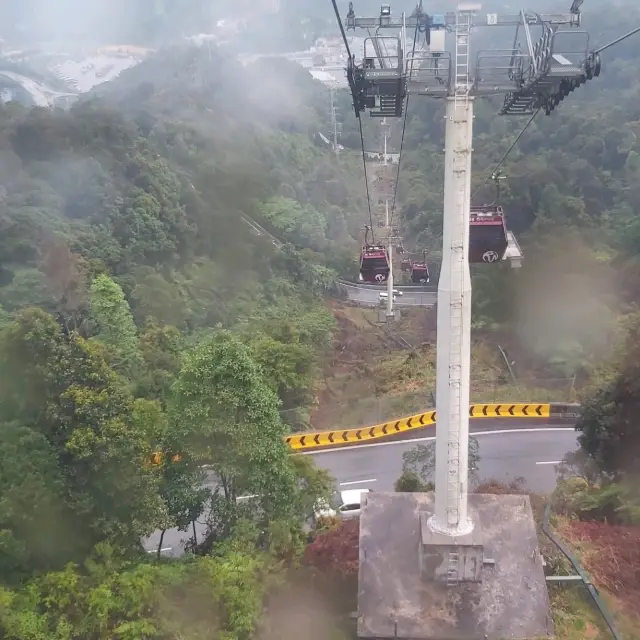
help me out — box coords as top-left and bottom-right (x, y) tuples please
(305, 423), (578, 494)
(144, 420), (578, 556)
(339, 281), (437, 307)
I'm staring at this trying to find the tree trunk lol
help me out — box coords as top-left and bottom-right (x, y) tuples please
(157, 529), (166, 559)
(192, 520), (197, 546)
(221, 473), (235, 502)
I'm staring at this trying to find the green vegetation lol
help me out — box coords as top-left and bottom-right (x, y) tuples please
(0, 44), (363, 637)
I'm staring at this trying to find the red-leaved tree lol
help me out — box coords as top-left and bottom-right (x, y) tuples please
(303, 519), (359, 576)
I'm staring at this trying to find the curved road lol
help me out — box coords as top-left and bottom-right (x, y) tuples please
(145, 420), (578, 555)
(305, 423), (577, 494)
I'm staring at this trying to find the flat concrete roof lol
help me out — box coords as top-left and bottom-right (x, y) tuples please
(357, 492), (553, 639)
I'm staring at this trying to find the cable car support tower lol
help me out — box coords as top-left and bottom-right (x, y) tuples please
(342, 0), (592, 538)
(334, 1), (640, 635)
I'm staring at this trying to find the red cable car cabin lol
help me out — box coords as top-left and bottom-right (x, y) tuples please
(410, 260), (430, 283)
(469, 205), (508, 264)
(359, 245), (390, 283)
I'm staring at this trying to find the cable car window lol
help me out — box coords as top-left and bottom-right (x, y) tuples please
(363, 256), (389, 269)
(470, 224), (506, 246)
(340, 503), (361, 512)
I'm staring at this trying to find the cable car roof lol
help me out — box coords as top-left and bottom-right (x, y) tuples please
(470, 215), (504, 225)
(470, 204), (503, 214)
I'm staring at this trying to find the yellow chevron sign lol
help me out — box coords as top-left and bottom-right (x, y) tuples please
(286, 410), (437, 450)
(286, 403), (551, 451)
(468, 403), (550, 418)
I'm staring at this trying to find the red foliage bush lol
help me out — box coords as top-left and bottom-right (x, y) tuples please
(303, 519), (359, 576)
(562, 520), (640, 613)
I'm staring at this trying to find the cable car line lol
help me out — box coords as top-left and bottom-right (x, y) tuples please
(330, 0), (377, 239)
(359, 117), (375, 236)
(471, 107), (540, 202)
(388, 21), (420, 234)
(330, 0), (353, 59)
(336, 3), (640, 276)
(470, 21), (640, 204)
(327, 0), (423, 283)
(593, 24), (640, 54)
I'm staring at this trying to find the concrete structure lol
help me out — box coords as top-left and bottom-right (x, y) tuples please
(358, 492), (553, 639)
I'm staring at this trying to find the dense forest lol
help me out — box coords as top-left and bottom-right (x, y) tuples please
(0, 47), (368, 637)
(0, 0), (639, 635)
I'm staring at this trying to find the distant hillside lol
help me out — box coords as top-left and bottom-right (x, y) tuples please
(0, 43), (368, 330)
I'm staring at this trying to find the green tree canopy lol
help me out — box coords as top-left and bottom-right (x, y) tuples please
(171, 330), (296, 518)
(0, 308), (164, 570)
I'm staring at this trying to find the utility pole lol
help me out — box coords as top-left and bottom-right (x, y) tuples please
(330, 84), (341, 159)
(369, 116), (397, 319)
(386, 199), (395, 317)
(383, 120), (394, 318)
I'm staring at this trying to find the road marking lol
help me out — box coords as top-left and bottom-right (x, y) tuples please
(535, 460), (562, 465)
(147, 547), (172, 553)
(339, 478), (377, 486)
(303, 427), (575, 456)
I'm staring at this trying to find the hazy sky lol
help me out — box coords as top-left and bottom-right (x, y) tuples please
(0, 0), (198, 45)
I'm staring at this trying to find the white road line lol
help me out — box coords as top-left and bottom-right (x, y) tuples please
(339, 478), (377, 486)
(303, 427), (575, 456)
(535, 460), (562, 465)
(147, 547), (172, 553)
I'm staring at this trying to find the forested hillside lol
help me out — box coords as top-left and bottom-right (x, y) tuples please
(0, 47), (378, 426)
(0, 44), (363, 638)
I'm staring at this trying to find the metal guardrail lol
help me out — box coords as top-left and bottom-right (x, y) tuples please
(542, 501), (621, 639)
(285, 402), (554, 450)
(338, 280), (438, 308)
(338, 279), (437, 291)
(549, 403), (581, 421)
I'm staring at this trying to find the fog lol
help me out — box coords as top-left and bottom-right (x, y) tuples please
(0, 0), (228, 48)
(515, 232), (620, 375)
(1, 0), (142, 44)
